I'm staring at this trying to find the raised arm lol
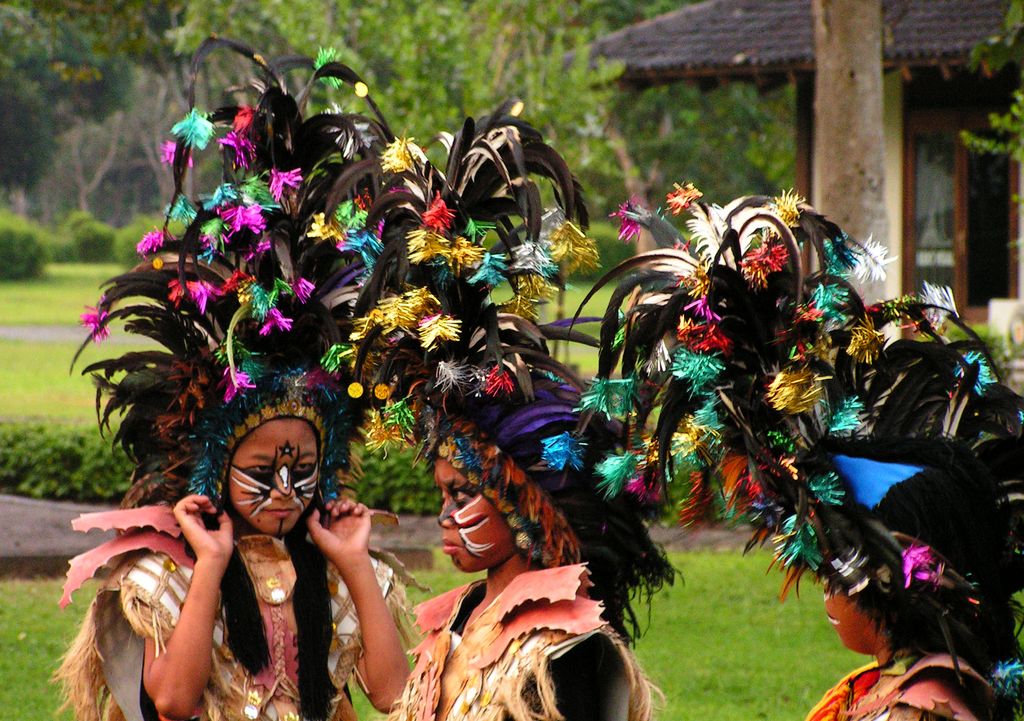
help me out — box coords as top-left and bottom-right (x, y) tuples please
(143, 495), (233, 719)
(307, 500), (409, 711)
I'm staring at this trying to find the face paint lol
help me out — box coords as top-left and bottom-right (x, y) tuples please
(228, 417), (319, 536)
(434, 458), (516, 573)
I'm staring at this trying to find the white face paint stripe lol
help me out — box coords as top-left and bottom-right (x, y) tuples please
(231, 469), (270, 494)
(277, 465), (290, 491)
(458, 517), (495, 557)
(451, 498), (487, 525)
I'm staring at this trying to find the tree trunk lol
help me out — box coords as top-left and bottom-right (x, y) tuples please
(812, 0), (888, 301)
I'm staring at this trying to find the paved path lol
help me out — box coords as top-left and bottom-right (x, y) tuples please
(0, 325), (140, 344)
(0, 493), (749, 578)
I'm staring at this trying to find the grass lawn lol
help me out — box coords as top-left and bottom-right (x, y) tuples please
(0, 339), (151, 422)
(7, 550), (859, 721)
(0, 264), (123, 326)
(0, 267), (620, 422)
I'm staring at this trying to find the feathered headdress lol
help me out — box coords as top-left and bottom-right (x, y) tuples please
(77, 37), (396, 508)
(350, 107), (673, 639)
(589, 186), (1024, 699)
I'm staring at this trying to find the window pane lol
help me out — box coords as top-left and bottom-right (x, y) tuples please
(967, 149), (1009, 306)
(913, 133), (955, 290)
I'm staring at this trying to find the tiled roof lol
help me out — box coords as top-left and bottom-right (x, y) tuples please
(590, 0), (1007, 86)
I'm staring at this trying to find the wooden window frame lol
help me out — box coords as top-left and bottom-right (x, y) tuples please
(903, 109), (1019, 323)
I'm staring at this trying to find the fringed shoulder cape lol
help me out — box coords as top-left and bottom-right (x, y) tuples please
(388, 564), (652, 721)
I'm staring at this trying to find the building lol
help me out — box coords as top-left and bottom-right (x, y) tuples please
(591, 0), (1018, 321)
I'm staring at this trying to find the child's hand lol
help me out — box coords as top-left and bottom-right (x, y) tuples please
(307, 499), (371, 565)
(173, 494), (234, 568)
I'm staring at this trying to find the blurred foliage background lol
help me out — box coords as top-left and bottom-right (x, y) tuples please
(0, 0), (794, 250)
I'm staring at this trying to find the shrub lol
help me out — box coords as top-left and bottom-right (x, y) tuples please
(0, 211), (48, 280)
(0, 421), (439, 513)
(63, 210), (116, 263)
(0, 422), (132, 502)
(114, 214), (166, 267)
(356, 449), (437, 514)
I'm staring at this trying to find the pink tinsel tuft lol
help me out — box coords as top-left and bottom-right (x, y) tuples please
(269, 167), (303, 202)
(902, 543), (944, 590)
(80, 304), (109, 343)
(137, 228), (168, 256)
(220, 367), (255, 403)
(259, 308), (293, 336)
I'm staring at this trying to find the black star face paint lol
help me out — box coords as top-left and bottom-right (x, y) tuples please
(228, 418), (319, 536)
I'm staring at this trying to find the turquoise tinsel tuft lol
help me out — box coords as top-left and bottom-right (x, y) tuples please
(809, 283), (850, 322)
(823, 233), (857, 276)
(991, 658), (1024, 698)
(168, 195), (198, 225)
(540, 432), (586, 471)
(469, 252), (508, 287)
(960, 350), (996, 395)
(171, 109), (215, 150)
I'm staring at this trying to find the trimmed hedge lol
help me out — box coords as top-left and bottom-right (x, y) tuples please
(0, 421), (437, 513)
(0, 211), (48, 280)
(0, 423), (133, 501)
(63, 210), (116, 263)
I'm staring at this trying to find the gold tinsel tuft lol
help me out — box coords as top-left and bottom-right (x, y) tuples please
(307, 211), (344, 243)
(407, 228), (450, 264)
(548, 222), (599, 274)
(418, 314), (461, 349)
(682, 260), (712, 299)
(380, 136), (420, 173)
(767, 367), (827, 414)
(847, 316), (885, 364)
(772, 189), (805, 227)
(517, 274), (557, 301)
(445, 235), (485, 275)
(500, 294), (539, 321)
(364, 410), (406, 453)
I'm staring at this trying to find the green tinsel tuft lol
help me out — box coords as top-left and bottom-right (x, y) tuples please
(828, 396), (863, 436)
(383, 399), (416, 434)
(314, 47), (343, 88)
(595, 452), (639, 499)
(240, 175), (275, 207)
(320, 343), (353, 372)
(578, 376), (636, 418)
(766, 430), (796, 453)
(808, 471), (845, 506)
(463, 218), (496, 241)
(670, 347), (725, 395)
(777, 514), (822, 570)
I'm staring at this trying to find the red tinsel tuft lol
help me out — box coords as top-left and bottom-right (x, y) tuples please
(422, 192), (456, 232)
(483, 366), (515, 397)
(232, 105), (255, 134)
